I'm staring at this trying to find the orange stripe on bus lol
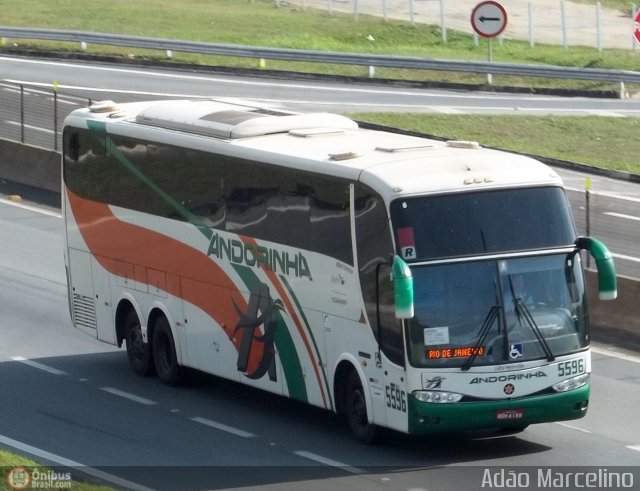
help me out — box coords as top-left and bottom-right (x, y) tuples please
(67, 190), (265, 372)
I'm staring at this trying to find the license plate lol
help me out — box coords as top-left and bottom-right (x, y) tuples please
(496, 408), (525, 421)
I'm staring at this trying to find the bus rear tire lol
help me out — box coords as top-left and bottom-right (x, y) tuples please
(125, 310), (154, 377)
(152, 316), (183, 386)
(345, 371), (378, 444)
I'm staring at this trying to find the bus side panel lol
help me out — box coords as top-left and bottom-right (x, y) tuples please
(324, 314), (388, 427)
(383, 359), (410, 433)
(92, 255), (115, 345)
(179, 277), (243, 384)
(67, 248), (98, 338)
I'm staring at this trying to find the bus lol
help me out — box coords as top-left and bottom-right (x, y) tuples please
(62, 98), (617, 443)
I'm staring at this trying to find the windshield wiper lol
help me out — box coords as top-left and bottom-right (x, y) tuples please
(461, 305), (500, 372)
(515, 299), (555, 362)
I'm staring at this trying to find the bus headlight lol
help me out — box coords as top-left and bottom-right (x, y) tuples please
(552, 373), (590, 392)
(413, 391), (463, 403)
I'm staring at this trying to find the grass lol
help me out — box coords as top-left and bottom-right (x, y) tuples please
(349, 114), (640, 175)
(0, 0), (638, 176)
(1, 1), (639, 76)
(0, 450), (115, 491)
(1, 0), (639, 89)
(574, 0), (636, 11)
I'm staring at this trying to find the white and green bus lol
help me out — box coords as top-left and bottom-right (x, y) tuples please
(62, 98), (616, 443)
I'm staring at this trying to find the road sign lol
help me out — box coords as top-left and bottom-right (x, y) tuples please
(471, 1), (508, 39)
(634, 9), (640, 46)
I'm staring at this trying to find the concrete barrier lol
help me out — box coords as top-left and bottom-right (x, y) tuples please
(0, 137), (638, 348)
(0, 139), (60, 194)
(586, 271), (640, 350)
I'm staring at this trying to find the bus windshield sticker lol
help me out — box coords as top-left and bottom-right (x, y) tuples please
(509, 343), (524, 360)
(397, 227), (417, 260)
(424, 326), (449, 345)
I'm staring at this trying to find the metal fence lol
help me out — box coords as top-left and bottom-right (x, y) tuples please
(1, 27), (640, 88)
(0, 82), (88, 151)
(287, 0), (640, 51)
(0, 82), (174, 151)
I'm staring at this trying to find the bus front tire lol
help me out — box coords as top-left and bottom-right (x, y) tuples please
(152, 317), (183, 386)
(125, 310), (154, 377)
(345, 371), (378, 444)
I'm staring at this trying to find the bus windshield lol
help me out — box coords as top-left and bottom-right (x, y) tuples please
(390, 187), (575, 261)
(405, 253), (589, 369)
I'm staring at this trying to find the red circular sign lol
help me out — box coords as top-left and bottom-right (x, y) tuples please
(634, 9), (640, 46)
(471, 1), (508, 39)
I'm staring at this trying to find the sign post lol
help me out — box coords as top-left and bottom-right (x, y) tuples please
(470, 1), (508, 85)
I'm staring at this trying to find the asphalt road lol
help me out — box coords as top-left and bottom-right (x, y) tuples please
(0, 186), (639, 491)
(3, 56), (640, 117)
(1, 56), (639, 278)
(561, 168), (640, 279)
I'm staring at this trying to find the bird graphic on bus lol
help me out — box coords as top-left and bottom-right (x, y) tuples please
(232, 282), (285, 381)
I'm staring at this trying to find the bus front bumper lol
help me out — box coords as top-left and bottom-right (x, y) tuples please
(408, 384), (589, 435)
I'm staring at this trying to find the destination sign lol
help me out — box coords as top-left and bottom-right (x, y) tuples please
(427, 346), (485, 359)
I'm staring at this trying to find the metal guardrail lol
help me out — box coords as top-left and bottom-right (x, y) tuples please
(1, 80), (639, 280)
(1, 26), (640, 85)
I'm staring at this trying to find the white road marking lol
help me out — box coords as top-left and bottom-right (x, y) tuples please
(0, 198), (62, 218)
(0, 433), (156, 491)
(190, 416), (255, 438)
(611, 253), (640, 264)
(626, 445), (640, 452)
(431, 106), (465, 114)
(604, 211), (640, 222)
(592, 346), (640, 364)
(10, 356), (67, 375)
(100, 387), (157, 406)
(5, 120), (54, 134)
(585, 110), (626, 118)
(554, 422), (591, 433)
(293, 450), (364, 474)
(565, 187), (640, 205)
(8, 57), (640, 107)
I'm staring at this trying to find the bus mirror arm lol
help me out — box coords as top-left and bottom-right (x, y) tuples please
(392, 256), (414, 319)
(575, 237), (617, 301)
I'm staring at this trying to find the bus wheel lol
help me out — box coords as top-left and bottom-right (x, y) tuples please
(346, 371), (377, 444)
(125, 310), (153, 376)
(152, 316), (183, 386)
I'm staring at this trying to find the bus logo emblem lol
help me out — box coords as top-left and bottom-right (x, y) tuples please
(233, 282), (285, 382)
(424, 376), (446, 390)
(503, 383), (515, 395)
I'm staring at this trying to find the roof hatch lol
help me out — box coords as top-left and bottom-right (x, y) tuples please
(135, 99), (358, 139)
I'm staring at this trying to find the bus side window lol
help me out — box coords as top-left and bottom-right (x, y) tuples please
(307, 174), (352, 265)
(377, 264), (405, 367)
(355, 185), (403, 366)
(182, 150), (225, 228)
(65, 130), (80, 162)
(63, 128), (108, 201)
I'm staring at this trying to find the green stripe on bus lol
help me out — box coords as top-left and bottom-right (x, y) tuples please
(280, 274), (333, 411)
(87, 120), (106, 133)
(95, 134), (208, 232)
(233, 265), (307, 403)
